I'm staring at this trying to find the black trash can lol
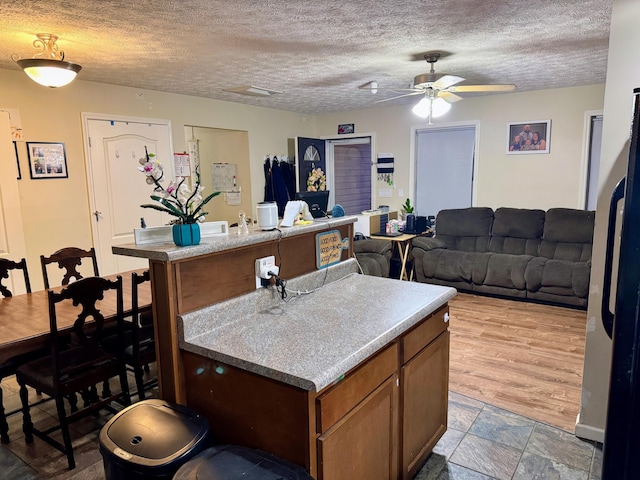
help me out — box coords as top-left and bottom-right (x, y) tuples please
(99, 399), (211, 480)
(173, 445), (314, 480)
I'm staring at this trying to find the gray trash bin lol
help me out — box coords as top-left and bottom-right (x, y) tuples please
(173, 445), (314, 480)
(99, 399), (211, 480)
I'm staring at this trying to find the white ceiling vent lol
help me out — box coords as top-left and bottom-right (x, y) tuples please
(224, 85), (282, 97)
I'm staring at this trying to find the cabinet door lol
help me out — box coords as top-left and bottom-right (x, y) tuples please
(401, 330), (450, 480)
(318, 375), (398, 480)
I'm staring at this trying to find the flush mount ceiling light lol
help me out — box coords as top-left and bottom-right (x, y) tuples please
(12, 33), (82, 88)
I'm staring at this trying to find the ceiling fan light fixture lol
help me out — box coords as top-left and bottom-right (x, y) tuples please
(431, 97), (451, 118)
(411, 97), (431, 118)
(12, 34), (81, 88)
(412, 95), (451, 120)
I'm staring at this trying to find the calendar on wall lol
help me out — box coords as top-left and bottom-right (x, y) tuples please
(212, 163), (237, 192)
(173, 153), (191, 177)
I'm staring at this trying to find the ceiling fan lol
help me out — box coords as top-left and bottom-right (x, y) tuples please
(360, 52), (516, 122)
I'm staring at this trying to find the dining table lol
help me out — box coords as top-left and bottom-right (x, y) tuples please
(0, 270), (152, 366)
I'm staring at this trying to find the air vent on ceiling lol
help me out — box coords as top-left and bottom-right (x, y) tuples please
(224, 85), (282, 97)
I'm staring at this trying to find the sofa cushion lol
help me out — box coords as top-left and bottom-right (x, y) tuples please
(489, 208), (545, 256)
(482, 253), (532, 290)
(435, 207), (493, 252)
(540, 208), (594, 262)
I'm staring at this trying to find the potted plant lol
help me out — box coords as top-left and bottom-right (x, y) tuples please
(402, 198), (414, 214)
(138, 147), (220, 246)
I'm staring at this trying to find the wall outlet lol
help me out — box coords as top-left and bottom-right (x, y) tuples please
(255, 255), (276, 289)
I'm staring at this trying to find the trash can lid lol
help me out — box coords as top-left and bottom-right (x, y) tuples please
(174, 445), (313, 480)
(101, 399), (209, 461)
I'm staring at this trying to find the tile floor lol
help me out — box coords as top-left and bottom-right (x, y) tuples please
(0, 376), (603, 480)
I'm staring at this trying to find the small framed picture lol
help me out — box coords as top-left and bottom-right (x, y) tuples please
(27, 142), (68, 179)
(507, 120), (550, 154)
(338, 123), (354, 134)
(13, 141), (21, 180)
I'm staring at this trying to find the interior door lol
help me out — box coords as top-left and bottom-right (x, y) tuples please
(295, 136), (326, 192)
(83, 114), (174, 275)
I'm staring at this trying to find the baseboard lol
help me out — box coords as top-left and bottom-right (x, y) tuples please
(575, 414), (605, 443)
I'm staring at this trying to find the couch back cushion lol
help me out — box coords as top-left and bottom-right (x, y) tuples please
(489, 207), (545, 255)
(436, 207), (493, 252)
(539, 208), (595, 261)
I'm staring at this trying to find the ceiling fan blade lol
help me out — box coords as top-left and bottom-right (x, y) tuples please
(439, 91), (463, 103)
(432, 75), (464, 89)
(448, 84), (516, 93)
(374, 91), (423, 104)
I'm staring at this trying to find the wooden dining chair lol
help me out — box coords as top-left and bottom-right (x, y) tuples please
(102, 270), (157, 400)
(40, 247), (99, 289)
(15, 276), (131, 470)
(0, 257), (31, 297)
(0, 257), (50, 444)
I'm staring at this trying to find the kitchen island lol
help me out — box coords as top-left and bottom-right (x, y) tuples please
(114, 217), (455, 479)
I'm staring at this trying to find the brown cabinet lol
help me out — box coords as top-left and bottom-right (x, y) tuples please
(318, 375), (399, 480)
(400, 320), (449, 479)
(182, 306), (449, 480)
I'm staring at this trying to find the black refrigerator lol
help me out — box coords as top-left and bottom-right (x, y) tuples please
(600, 88), (640, 479)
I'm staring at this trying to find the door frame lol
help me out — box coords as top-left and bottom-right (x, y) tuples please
(321, 132), (376, 210)
(579, 110), (604, 210)
(81, 112), (174, 267)
(409, 120), (480, 208)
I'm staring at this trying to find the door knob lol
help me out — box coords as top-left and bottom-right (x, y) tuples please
(93, 211), (102, 221)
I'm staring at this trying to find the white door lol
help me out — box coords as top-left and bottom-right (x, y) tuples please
(83, 114), (174, 275)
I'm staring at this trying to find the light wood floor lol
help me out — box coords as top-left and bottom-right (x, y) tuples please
(447, 292), (587, 433)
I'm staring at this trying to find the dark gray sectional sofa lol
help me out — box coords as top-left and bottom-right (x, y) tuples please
(354, 239), (393, 277)
(410, 207), (595, 308)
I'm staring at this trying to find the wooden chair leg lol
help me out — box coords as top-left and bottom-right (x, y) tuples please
(135, 367), (146, 400)
(18, 383), (33, 443)
(0, 386), (9, 444)
(54, 397), (75, 470)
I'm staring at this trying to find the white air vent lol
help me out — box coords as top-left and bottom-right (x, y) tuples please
(223, 85), (282, 97)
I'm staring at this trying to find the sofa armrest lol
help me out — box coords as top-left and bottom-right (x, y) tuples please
(354, 239), (392, 255)
(412, 236), (447, 251)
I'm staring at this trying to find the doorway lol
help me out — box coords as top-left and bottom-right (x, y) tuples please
(411, 122), (478, 218)
(583, 112), (603, 211)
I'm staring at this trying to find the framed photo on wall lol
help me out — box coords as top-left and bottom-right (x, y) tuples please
(506, 120), (550, 154)
(27, 142), (68, 179)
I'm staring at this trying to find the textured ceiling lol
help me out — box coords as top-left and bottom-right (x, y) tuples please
(1, 0), (612, 115)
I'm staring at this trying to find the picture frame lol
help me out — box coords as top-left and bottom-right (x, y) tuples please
(338, 123), (354, 134)
(13, 141), (21, 180)
(27, 142), (68, 179)
(506, 120), (550, 154)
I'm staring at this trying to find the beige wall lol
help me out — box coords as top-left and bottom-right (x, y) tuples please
(316, 84), (605, 213)
(3, 68), (316, 290)
(576, 0), (639, 442)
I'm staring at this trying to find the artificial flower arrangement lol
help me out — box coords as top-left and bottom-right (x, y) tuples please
(138, 147), (220, 224)
(307, 166), (326, 192)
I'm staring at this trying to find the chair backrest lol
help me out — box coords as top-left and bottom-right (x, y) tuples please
(0, 258), (31, 297)
(131, 270), (154, 360)
(47, 276), (123, 390)
(40, 247), (99, 289)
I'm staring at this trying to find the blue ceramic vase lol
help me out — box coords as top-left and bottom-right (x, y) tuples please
(172, 223), (201, 246)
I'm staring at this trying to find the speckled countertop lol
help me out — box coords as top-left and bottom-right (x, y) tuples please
(179, 261), (456, 392)
(112, 216), (356, 261)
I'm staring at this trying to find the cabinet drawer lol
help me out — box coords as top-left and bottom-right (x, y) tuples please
(401, 305), (448, 363)
(316, 343), (398, 433)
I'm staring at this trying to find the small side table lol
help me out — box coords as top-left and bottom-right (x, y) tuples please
(369, 233), (416, 281)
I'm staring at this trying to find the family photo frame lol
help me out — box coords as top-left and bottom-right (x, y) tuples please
(506, 120), (551, 154)
(27, 142), (68, 179)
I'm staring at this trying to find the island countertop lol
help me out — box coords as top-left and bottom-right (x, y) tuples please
(113, 215), (357, 262)
(179, 270), (456, 392)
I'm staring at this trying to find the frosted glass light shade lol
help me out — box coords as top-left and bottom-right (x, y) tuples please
(17, 58), (81, 88)
(412, 97), (431, 118)
(412, 96), (452, 119)
(431, 97), (451, 117)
